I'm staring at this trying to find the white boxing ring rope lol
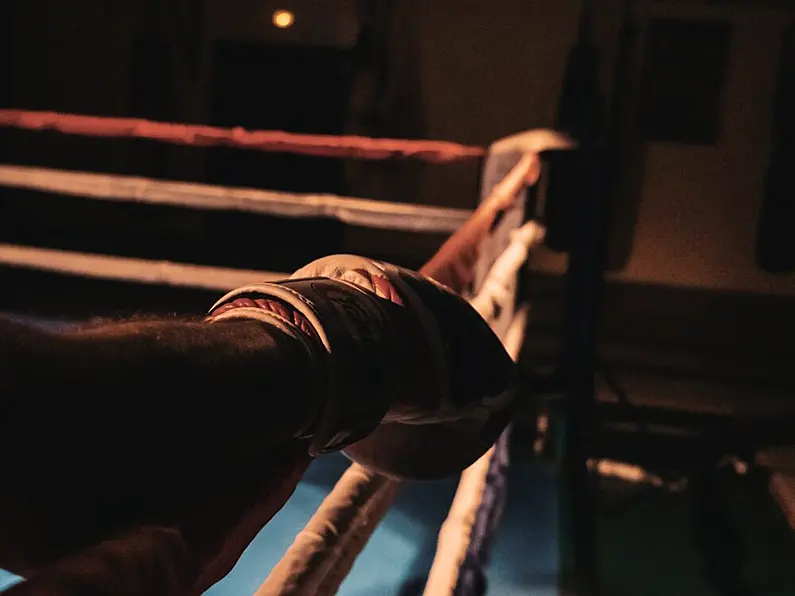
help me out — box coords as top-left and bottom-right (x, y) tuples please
(0, 243), (290, 291)
(423, 308), (529, 596)
(424, 222), (545, 596)
(255, 463), (400, 596)
(469, 222), (545, 321)
(0, 164), (472, 291)
(0, 165), (471, 233)
(0, 129), (566, 595)
(0, 128), (572, 291)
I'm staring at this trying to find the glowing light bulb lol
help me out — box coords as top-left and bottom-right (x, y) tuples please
(272, 9), (295, 29)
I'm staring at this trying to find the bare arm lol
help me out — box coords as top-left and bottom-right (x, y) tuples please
(0, 315), (317, 582)
(0, 315), (318, 470)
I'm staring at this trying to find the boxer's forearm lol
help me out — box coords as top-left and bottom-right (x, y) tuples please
(0, 316), (318, 472)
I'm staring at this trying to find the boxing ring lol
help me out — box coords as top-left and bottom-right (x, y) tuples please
(0, 109), (573, 595)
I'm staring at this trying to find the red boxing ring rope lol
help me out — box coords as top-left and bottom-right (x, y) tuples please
(0, 110), (486, 163)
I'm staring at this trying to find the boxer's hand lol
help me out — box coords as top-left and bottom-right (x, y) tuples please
(209, 254), (519, 479)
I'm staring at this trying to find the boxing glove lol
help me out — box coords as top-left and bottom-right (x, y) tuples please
(208, 255), (518, 480)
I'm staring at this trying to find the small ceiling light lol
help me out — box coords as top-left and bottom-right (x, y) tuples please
(272, 9), (295, 29)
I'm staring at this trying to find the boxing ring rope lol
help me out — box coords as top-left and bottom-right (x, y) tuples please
(423, 144), (548, 596)
(0, 163), (471, 289)
(425, 222), (546, 596)
(424, 312), (526, 596)
(255, 463), (399, 596)
(0, 109), (573, 595)
(0, 109), (484, 290)
(0, 243), (289, 291)
(0, 110), (484, 163)
(0, 165), (471, 233)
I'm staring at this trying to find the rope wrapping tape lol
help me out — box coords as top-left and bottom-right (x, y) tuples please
(0, 110), (485, 163)
(421, 153), (539, 291)
(469, 221), (545, 321)
(453, 427), (511, 596)
(0, 165), (471, 233)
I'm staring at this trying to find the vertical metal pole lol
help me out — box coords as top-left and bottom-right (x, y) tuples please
(548, 0), (605, 591)
(555, 1), (638, 591)
(560, 142), (605, 596)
